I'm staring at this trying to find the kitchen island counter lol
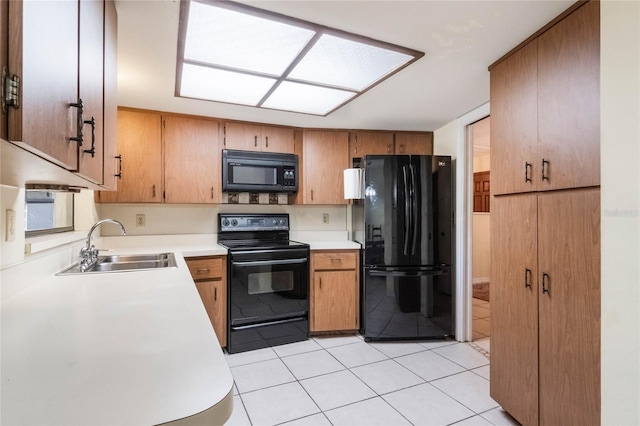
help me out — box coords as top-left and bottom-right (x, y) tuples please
(0, 242), (233, 425)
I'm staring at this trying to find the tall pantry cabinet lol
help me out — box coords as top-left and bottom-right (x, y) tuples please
(489, 2), (600, 425)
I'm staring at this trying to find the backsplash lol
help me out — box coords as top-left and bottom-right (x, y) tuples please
(98, 203), (349, 237)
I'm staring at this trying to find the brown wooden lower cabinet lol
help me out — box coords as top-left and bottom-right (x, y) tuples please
(185, 256), (227, 347)
(490, 188), (600, 425)
(310, 250), (360, 333)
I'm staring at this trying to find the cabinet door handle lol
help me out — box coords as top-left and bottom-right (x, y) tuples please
(265, 136), (268, 148)
(542, 272), (550, 294)
(319, 277), (322, 289)
(69, 99), (84, 146)
(525, 162), (532, 183)
(115, 155), (123, 179)
(542, 159), (550, 181)
(214, 287), (218, 301)
(152, 184), (156, 198)
(83, 117), (96, 157)
(387, 144), (392, 153)
(254, 135), (258, 147)
(211, 187), (214, 199)
(525, 268), (532, 288)
(310, 189), (314, 201)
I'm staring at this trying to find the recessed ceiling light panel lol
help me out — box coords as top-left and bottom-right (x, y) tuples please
(180, 64), (277, 106)
(288, 34), (414, 91)
(262, 81), (356, 116)
(184, 1), (315, 76)
(176, 0), (424, 116)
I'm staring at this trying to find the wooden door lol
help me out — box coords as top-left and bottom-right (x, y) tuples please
(537, 189), (600, 425)
(312, 270), (358, 332)
(77, 0), (104, 184)
(98, 109), (162, 203)
(303, 130), (349, 205)
(537, 1), (600, 191)
(395, 132), (433, 155)
(194, 279), (227, 347)
(262, 126), (294, 153)
(350, 131), (393, 159)
(473, 171), (490, 212)
(224, 122), (262, 151)
(490, 194), (539, 426)
(8, 0), (79, 170)
(490, 40), (538, 195)
(101, 0), (118, 191)
(164, 115), (220, 203)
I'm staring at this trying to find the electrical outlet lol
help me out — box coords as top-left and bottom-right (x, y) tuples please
(136, 214), (145, 227)
(5, 209), (15, 242)
(322, 213), (329, 224)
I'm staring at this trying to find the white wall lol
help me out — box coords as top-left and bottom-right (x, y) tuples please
(0, 185), (27, 266)
(600, 1), (640, 424)
(472, 213), (490, 282)
(473, 155), (490, 172)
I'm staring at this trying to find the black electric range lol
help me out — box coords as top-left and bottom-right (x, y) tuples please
(218, 214), (310, 354)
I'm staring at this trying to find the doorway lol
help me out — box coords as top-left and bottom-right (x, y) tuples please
(469, 117), (491, 341)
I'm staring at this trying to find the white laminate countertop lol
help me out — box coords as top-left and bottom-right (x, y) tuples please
(1, 235), (360, 424)
(0, 246), (232, 426)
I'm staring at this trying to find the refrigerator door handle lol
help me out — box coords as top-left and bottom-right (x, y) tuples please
(402, 165), (411, 256)
(410, 163), (419, 255)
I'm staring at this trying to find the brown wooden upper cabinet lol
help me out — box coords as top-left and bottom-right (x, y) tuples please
(490, 1), (599, 195)
(224, 122), (294, 154)
(349, 131), (433, 164)
(302, 130), (349, 205)
(97, 109), (163, 203)
(395, 132), (433, 155)
(350, 131), (394, 159)
(97, 109), (222, 204)
(5, 0), (117, 188)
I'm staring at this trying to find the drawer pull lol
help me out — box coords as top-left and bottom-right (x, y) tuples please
(197, 268), (210, 274)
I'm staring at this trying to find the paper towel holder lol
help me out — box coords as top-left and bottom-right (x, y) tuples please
(343, 168), (364, 199)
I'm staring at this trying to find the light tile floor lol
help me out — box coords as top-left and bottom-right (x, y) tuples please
(225, 332), (518, 426)
(472, 297), (491, 341)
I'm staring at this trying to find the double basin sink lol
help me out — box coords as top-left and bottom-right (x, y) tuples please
(58, 253), (177, 275)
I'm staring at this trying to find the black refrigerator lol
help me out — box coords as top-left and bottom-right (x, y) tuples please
(352, 155), (454, 341)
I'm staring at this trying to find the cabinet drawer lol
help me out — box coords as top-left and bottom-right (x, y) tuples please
(186, 257), (224, 280)
(313, 252), (357, 271)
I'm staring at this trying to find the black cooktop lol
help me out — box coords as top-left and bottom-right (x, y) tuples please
(217, 213), (309, 251)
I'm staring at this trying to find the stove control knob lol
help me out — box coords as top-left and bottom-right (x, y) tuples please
(231, 219), (238, 226)
(222, 218), (229, 227)
(272, 219), (278, 225)
(279, 219), (286, 226)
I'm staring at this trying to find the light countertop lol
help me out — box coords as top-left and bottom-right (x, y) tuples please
(1, 235), (360, 424)
(1, 247), (233, 425)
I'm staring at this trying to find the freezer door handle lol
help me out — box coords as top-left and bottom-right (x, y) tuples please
(402, 165), (411, 256)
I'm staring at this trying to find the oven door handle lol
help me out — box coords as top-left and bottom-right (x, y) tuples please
(231, 316), (306, 331)
(232, 258), (308, 267)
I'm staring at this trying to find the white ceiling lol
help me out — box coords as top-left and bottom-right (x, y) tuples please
(115, 0), (573, 132)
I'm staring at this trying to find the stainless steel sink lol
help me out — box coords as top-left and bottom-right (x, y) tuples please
(57, 252), (177, 275)
(99, 253), (175, 263)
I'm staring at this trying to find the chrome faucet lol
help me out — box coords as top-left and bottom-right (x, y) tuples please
(79, 219), (127, 272)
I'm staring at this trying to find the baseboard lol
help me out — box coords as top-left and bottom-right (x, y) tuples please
(473, 277), (490, 284)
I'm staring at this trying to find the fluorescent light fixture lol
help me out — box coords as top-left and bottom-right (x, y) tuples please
(176, 0), (424, 116)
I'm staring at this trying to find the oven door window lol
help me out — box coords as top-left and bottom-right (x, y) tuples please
(230, 257), (309, 323)
(248, 270), (294, 295)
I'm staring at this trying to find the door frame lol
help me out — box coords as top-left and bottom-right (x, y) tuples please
(453, 102), (490, 342)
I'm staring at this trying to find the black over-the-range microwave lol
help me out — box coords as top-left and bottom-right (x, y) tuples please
(222, 149), (298, 193)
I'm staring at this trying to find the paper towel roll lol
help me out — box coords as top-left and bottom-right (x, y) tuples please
(343, 168), (364, 199)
